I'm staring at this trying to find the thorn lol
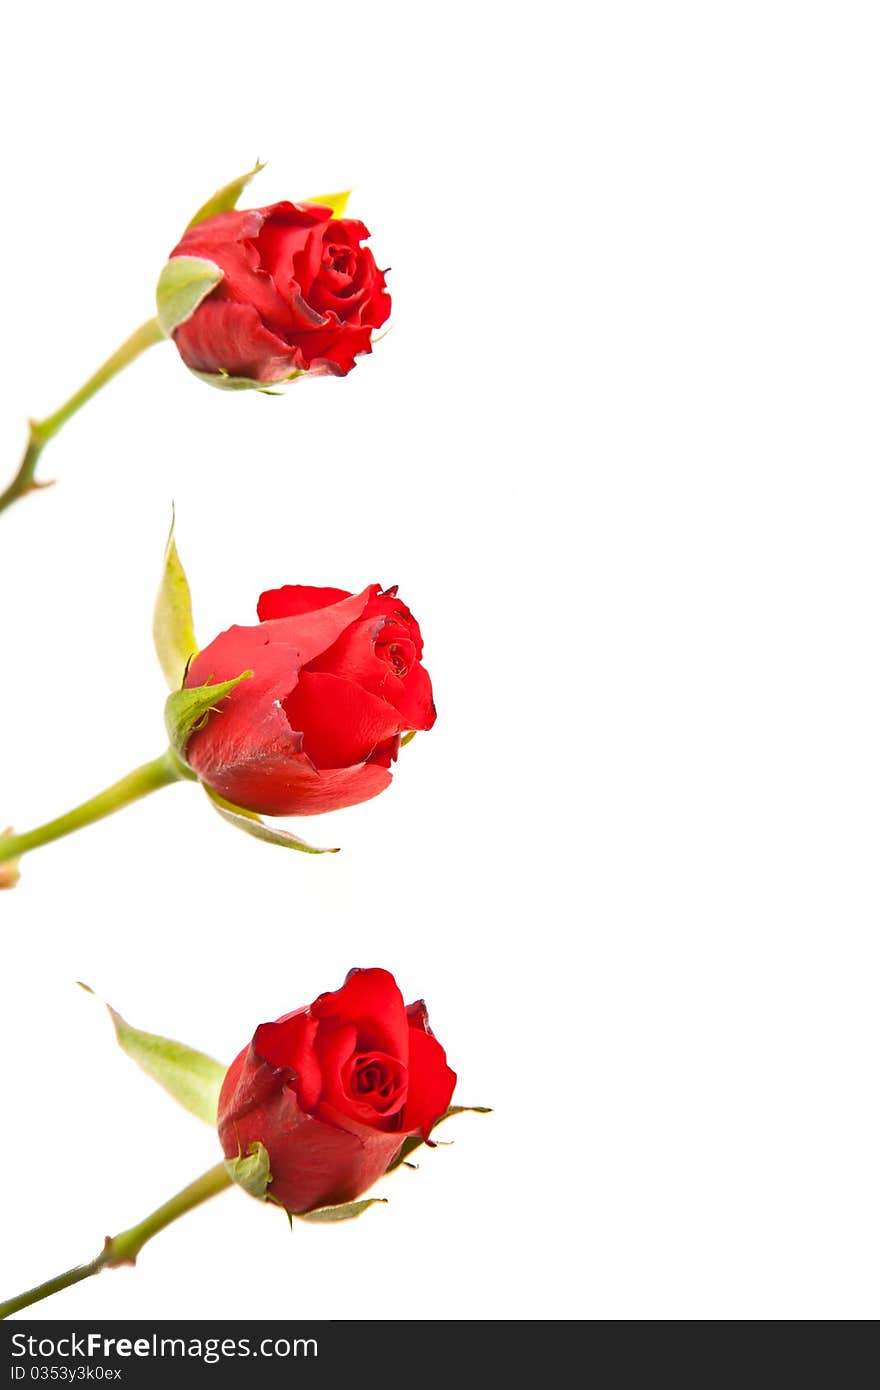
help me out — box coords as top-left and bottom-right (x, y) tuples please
(102, 1237), (136, 1269)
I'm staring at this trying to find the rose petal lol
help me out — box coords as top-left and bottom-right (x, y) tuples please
(249, 202), (331, 301)
(310, 239), (391, 322)
(342, 1050), (408, 1120)
(173, 299), (302, 382)
(315, 1023), (408, 1128)
(172, 208), (300, 335)
(282, 670), (404, 769)
(311, 967), (409, 1061)
(253, 1012), (322, 1113)
(405, 999), (433, 1035)
(293, 321), (376, 375)
(184, 626), (308, 796)
(191, 745), (394, 817)
(306, 615), (436, 731)
(401, 1027), (457, 1139)
(188, 587), (375, 691)
(257, 586), (353, 622)
(366, 735), (401, 769)
(362, 591), (425, 659)
(285, 1101), (404, 1209)
(312, 1020), (357, 1109)
(327, 218), (371, 244)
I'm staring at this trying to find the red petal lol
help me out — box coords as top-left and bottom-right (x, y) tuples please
(294, 322), (375, 374)
(283, 670), (404, 769)
(192, 745), (393, 817)
(405, 999), (432, 1035)
(249, 202), (330, 300)
(253, 1012), (322, 1113)
(367, 735), (400, 769)
(401, 1027), (457, 1139)
(312, 1019), (404, 1128)
(309, 241), (391, 326)
(361, 591), (425, 658)
(311, 967), (409, 1061)
(392, 661), (436, 730)
(262, 587), (377, 664)
(281, 1103), (405, 1210)
(257, 586), (352, 622)
(184, 623), (308, 798)
(305, 615), (435, 731)
(311, 1019), (357, 1110)
(339, 1050), (408, 1124)
(171, 209), (301, 337)
(188, 588), (374, 691)
(173, 299), (302, 382)
(327, 217), (371, 244)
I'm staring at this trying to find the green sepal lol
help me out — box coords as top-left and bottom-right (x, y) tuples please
(156, 256), (223, 337)
(153, 511), (198, 691)
(226, 1141), (272, 1199)
(80, 984), (226, 1127)
(386, 1106), (492, 1173)
(306, 190), (351, 219)
(204, 788), (339, 856)
(225, 1143), (386, 1217)
(186, 367), (303, 393)
(296, 1198), (386, 1224)
(165, 671), (252, 760)
(186, 160), (266, 230)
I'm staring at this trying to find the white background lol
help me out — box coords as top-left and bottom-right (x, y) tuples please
(1, 1), (878, 1322)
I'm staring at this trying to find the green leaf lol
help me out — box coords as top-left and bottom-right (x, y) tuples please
(153, 511), (198, 691)
(80, 984), (226, 1126)
(165, 671), (252, 759)
(226, 1141), (272, 1199)
(296, 1198), (386, 1224)
(306, 190), (352, 218)
(187, 367), (303, 392)
(386, 1105), (492, 1172)
(205, 789), (339, 856)
(186, 160), (266, 230)
(156, 256), (223, 337)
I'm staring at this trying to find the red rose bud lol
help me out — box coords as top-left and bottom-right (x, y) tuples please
(218, 968), (457, 1213)
(182, 583), (435, 816)
(165, 201), (390, 383)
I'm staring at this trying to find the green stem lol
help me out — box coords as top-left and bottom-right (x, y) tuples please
(0, 748), (193, 867)
(0, 317), (165, 515)
(0, 1162), (232, 1318)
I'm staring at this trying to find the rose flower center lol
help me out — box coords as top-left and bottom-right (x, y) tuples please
(343, 1051), (407, 1116)
(324, 244), (357, 279)
(375, 636), (416, 679)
